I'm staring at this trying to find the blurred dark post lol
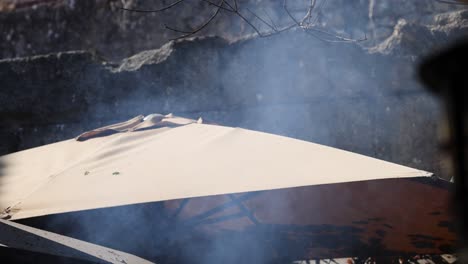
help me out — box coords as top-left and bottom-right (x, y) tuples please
(419, 39), (468, 259)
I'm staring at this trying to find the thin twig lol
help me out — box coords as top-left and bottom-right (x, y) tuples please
(120, 0), (184, 13)
(262, 8), (278, 30)
(301, 0), (316, 25)
(283, 0), (366, 43)
(234, 9), (266, 36)
(239, 5), (298, 37)
(283, 0), (331, 41)
(223, 0), (265, 36)
(283, 0), (302, 27)
(122, 0), (367, 42)
(246, 7), (277, 31)
(201, 0), (235, 12)
(312, 0), (327, 25)
(166, 0), (225, 39)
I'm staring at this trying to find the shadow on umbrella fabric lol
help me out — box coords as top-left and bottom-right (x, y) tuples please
(0, 114), (456, 263)
(0, 218), (153, 263)
(17, 178), (455, 263)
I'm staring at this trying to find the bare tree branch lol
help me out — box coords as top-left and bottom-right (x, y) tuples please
(121, 0), (367, 42)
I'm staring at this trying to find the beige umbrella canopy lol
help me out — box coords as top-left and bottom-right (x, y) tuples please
(0, 114), (455, 261)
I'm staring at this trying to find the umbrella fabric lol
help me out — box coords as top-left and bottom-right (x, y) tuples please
(0, 218), (153, 263)
(0, 114), (431, 220)
(17, 178), (454, 261)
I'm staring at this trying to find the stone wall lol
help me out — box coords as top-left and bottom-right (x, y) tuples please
(3, 7), (467, 178)
(1, 0), (467, 178)
(0, 0), (465, 60)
